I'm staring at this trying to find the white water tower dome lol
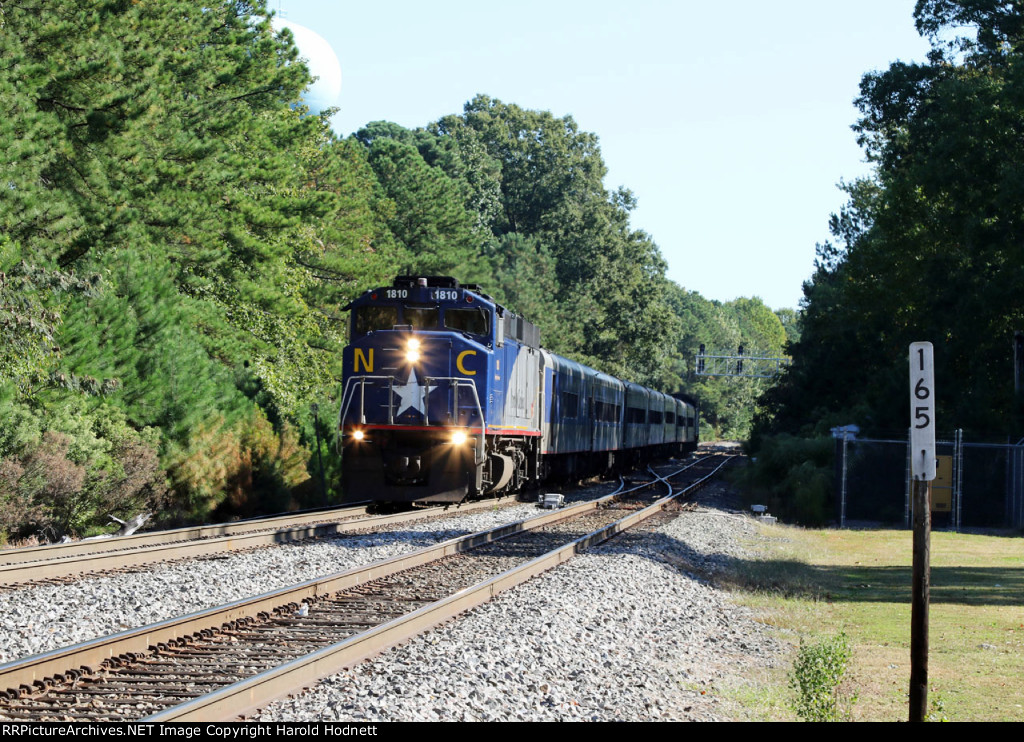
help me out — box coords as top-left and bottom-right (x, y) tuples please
(272, 17), (342, 115)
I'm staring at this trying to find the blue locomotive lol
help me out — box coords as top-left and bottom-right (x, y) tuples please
(339, 276), (698, 504)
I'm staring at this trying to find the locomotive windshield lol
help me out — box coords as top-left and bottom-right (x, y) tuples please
(445, 307), (489, 336)
(354, 305), (399, 335)
(405, 305), (441, 329)
(352, 300), (490, 339)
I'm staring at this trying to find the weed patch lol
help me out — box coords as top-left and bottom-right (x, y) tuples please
(789, 632), (855, 721)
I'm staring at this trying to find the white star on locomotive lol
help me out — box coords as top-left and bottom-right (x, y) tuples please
(392, 367), (434, 417)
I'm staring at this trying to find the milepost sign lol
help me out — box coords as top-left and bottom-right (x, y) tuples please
(909, 341), (936, 481)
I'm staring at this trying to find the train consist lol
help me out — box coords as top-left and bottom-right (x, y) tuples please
(339, 276), (698, 504)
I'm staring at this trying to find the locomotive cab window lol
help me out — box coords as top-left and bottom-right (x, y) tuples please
(354, 305), (399, 335)
(444, 307), (490, 337)
(405, 305), (440, 330)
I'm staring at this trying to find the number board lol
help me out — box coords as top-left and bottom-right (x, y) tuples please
(909, 341), (936, 480)
(430, 289), (460, 302)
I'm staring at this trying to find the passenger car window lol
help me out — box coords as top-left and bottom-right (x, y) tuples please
(560, 391), (579, 418)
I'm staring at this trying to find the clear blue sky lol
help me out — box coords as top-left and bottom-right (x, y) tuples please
(274, 0), (932, 310)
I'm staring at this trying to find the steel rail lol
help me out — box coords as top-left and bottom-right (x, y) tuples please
(609, 453), (718, 500)
(149, 457), (735, 721)
(0, 504), (371, 567)
(649, 454), (736, 498)
(0, 497), (514, 586)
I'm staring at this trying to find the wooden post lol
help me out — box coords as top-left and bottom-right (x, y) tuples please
(909, 476), (930, 722)
(908, 342), (934, 723)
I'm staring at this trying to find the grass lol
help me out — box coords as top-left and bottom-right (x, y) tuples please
(719, 523), (1024, 721)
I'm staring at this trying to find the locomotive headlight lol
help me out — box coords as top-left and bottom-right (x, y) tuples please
(352, 430), (365, 441)
(451, 430), (468, 445)
(406, 337), (421, 363)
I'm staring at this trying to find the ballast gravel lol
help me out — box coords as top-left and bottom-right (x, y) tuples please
(253, 482), (782, 722)
(2, 467), (784, 722)
(0, 502), (549, 663)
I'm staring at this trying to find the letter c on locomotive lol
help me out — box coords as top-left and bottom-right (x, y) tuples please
(456, 350), (477, 375)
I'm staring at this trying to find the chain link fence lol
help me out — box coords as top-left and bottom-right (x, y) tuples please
(834, 432), (1024, 530)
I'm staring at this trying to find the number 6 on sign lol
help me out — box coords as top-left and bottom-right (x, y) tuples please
(909, 342), (936, 480)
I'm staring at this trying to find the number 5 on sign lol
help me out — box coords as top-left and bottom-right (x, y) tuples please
(909, 342), (936, 480)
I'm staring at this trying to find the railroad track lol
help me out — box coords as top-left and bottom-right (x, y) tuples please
(0, 454), (733, 722)
(0, 452), (714, 589)
(0, 498), (525, 588)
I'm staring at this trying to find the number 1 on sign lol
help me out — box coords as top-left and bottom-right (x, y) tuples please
(909, 342), (936, 480)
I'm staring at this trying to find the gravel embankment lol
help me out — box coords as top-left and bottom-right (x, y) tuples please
(253, 481), (783, 722)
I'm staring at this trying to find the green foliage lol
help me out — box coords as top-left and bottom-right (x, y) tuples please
(730, 297), (787, 351)
(362, 135), (484, 281)
(759, 2), (1024, 442)
(483, 233), (565, 346)
(663, 283), (790, 439)
(0, 261), (99, 393)
(2, 0), (320, 283)
(294, 137), (401, 314)
(0, 0), (373, 533)
(0, 396), (167, 541)
(53, 254), (251, 438)
(215, 413), (312, 518)
(357, 119), (504, 241)
(301, 401), (340, 506)
(163, 406), (311, 524)
(741, 434), (834, 525)
(789, 632), (855, 722)
(775, 308), (802, 346)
